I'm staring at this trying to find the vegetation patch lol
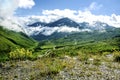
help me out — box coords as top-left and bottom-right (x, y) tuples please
(9, 48), (33, 60)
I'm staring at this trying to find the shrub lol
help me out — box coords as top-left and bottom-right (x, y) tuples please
(9, 48), (33, 60)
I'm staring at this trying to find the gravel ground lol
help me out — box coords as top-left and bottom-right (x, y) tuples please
(56, 61), (120, 80)
(0, 57), (120, 80)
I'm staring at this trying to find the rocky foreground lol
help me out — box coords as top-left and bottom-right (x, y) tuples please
(0, 56), (120, 80)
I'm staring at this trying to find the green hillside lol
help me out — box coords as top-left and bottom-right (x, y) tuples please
(0, 26), (37, 54)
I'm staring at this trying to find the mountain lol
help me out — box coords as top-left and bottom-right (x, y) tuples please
(79, 22), (89, 29)
(26, 18), (82, 36)
(28, 17), (80, 27)
(79, 21), (115, 31)
(46, 17), (80, 28)
(90, 21), (114, 31)
(28, 17), (80, 28)
(27, 18), (114, 30)
(0, 26), (37, 54)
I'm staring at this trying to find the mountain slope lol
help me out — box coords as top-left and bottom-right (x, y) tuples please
(0, 26), (37, 54)
(46, 17), (80, 28)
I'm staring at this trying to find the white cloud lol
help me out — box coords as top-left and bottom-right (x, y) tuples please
(41, 9), (78, 23)
(42, 9), (77, 17)
(41, 27), (59, 36)
(85, 2), (103, 11)
(0, 0), (35, 18)
(0, 0), (18, 18)
(0, 18), (24, 32)
(18, 0), (35, 9)
(57, 26), (80, 33)
(0, 0), (35, 32)
(26, 26), (82, 36)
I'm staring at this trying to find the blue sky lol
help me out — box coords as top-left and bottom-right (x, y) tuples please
(16, 0), (120, 16)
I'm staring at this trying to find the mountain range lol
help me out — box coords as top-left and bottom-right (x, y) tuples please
(26, 17), (116, 40)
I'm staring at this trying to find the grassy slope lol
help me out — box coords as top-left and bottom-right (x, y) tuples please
(0, 26), (37, 54)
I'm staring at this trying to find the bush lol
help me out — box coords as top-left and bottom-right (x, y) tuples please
(9, 48), (33, 60)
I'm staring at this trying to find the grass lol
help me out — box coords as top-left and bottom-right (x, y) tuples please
(29, 57), (75, 79)
(0, 53), (9, 62)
